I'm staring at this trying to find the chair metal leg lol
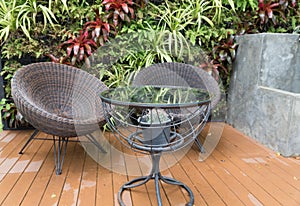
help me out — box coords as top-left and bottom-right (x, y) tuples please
(85, 134), (106, 153)
(53, 136), (69, 175)
(195, 137), (206, 153)
(19, 129), (39, 154)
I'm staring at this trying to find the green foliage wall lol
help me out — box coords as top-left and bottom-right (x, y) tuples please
(0, 0), (300, 129)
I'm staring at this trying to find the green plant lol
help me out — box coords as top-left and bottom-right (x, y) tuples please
(234, 0), (258, 11)
(183, 0), (215, 34)
(0, 112), (2, 132)
(210, 0), (236, 24)
(0, 0), (58, 43)
(101, 63), (136, 88)
(18, 0), (57, 32)
(149, 1), (195, 32)
(1, 0), (300, 107)
(95, 25), (196, 88)
(1, 22), (64, 60)
(139, 109), (170, 124)
(213, 33), (237, 65)
(48, 0), (140, 67)
(0, 0), (19, 43)
(0, 61), (21, 98)
(0, 98), (18, 128)
(49, 0), (69, 14)
(90, 0), (236, 88)
(258, 0), (281, 25)
(0, 97), (31, 129)
(53, 0), (102, 32)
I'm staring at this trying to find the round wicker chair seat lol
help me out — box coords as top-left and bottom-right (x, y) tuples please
(132, 62), (221, 109)
(11, 62), (108, 137)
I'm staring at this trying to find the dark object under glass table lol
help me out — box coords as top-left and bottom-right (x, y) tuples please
(100, 86), (211, 206)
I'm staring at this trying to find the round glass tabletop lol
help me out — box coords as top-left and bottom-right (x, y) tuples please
(100, 85), (211, 108)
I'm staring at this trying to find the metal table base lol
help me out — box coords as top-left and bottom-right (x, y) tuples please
(118, 153), (194, 206)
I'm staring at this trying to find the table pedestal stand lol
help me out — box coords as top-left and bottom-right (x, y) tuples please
(100, 86), (211, 206)
(118, 153), (194, 206)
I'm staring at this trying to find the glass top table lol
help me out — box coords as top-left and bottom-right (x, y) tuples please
(100, 85), (211, 206)
(100, 85), (211, 108)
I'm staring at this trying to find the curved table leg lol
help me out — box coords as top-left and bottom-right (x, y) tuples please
(118, 153), (194, 206)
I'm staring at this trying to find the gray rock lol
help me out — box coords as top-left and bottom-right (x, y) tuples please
(227, 33), (300, 156)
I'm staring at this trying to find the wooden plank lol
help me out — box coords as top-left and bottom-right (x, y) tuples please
(218, 126), (298, 205)
(179, 148), (226, 206)
(212, 146), (279, 206)
(96, 165), (114, 206)
(0, 130), (10, 140)
(159, 149), (206, 206)
(112, 173), (132, 205)
(0, 131), (24, 164)
(52, 143), (86, 205)
(223, 126), (300, 192)
(221, 127), (300, 205)
(121, 146), (152, 206)
(207, 155), (256, 206)
(0, 130), (35, 201)
(163, 161), (206, 205)
(38, 140), (78, 206)
(0, 131), (21, 151)
(217, 133), (282, 206)
(77, 150), (98, 206)
(187, 147), (245, 206)
(20, 136), (57, 206)
(109, 133), (133, 206)
(0, 126), (299, 206)
(95, 133), (114, 206)
(197, 125), (259, 206)
(0, 132), (46, 205)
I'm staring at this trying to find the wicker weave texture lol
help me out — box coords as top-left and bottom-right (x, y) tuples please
(11, 62), (108, 137)
(132, 62), (221, 109)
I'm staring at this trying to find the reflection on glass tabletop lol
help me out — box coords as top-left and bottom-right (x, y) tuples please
(100, 86), (211, 108)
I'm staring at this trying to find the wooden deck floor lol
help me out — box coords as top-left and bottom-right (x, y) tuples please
(0, 123), (299, 206)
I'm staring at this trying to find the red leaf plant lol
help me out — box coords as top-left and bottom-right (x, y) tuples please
(258, 0), (280, 24)
(83, 9), (116, 46)
(58, 30), (98, 67)
(201, 33), (237, 82)
(45, 54), (71, 65)
(257, 0), (297, 26)
(102, 0), (135, 26)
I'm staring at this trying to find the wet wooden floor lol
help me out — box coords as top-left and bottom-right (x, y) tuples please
(0, 123), (299, 206)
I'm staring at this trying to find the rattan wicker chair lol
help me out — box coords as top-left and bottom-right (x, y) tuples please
(132, 62), (221, 152)
(11, 62), (108, 175)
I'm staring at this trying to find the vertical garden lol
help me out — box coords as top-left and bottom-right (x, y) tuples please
(0, 0), (299, 130)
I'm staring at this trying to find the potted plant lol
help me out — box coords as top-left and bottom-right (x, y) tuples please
(138, 109), (172, 145)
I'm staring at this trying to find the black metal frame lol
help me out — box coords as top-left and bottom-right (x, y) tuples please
(53, 136), (69, 175)
(100, 85), (212, 205)
(118, 151), (194, 206)
(19, 129), (106, 175)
